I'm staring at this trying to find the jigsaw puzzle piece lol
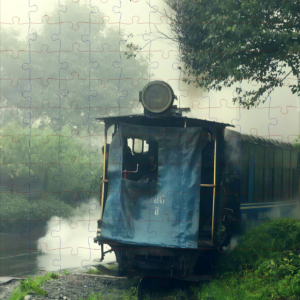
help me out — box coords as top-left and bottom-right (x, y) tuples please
(113, 0), (170, 26)
(0, 50), (32, 88)
(1, 0), (40, 25)
(88, 83), (128, 118)
(266, 89), (300, 143)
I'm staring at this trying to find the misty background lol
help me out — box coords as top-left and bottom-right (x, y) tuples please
(1, 0), (299, 274)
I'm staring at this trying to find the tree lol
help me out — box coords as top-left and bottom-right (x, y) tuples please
(0, 3), (150, 209)
(0, 121), (101, 204)
(294, 136), (300, 151)
(1, 2), (149, 132)
(127, 0), (300, 109)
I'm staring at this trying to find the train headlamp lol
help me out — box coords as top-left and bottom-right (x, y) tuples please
(141, 81), (175, 114)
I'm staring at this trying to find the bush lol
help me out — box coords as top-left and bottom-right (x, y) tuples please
(191, 218), (300, 300)
(1, 121), (102, 206)
(0, 193), (73, 232)
(219, 218), (300, 272)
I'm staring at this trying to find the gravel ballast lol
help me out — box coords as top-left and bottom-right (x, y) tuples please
(1, 274), (139, 300)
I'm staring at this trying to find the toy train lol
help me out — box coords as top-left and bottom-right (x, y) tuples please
(94, 80), (300, 282)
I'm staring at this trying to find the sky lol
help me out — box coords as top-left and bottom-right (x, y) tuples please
(1, 0), (299, 142)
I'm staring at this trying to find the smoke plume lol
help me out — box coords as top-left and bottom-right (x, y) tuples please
(37, 201), (115, 271)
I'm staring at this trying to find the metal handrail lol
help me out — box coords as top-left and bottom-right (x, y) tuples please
(100, 133), (107, 221)
(99, 178), (108, 185)
(123, 164), (139, 179)
(199, 138), (217, 244)
(211, 138), (217, 244)
(123, 164), (139, 174)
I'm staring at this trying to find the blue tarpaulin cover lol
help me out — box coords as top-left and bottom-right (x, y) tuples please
(101, 124), (207, 249)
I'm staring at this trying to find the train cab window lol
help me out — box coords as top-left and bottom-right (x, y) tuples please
(132, 139), (149, 154)
(133, 139), (143, 154)
(123, 138), (158, 182)
(143, 141), (149, 153)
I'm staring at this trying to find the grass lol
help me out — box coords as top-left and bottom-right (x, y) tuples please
(122, 287), (139, 300)
(61, 269), (68, 275)
(189, 217), (300, 300)
(86, 268), (102, 275)
(108, 264), (118, 271)
(9, 272), (58, 300)
(165, 288), (189, 300)
(81, 292), (104, 300)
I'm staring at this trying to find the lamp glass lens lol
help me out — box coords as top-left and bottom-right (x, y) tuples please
(143, 83), (171, 112)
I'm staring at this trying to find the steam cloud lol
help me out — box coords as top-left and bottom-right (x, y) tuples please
(37, 201), (115, 272)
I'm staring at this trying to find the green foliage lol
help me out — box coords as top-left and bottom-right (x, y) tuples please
(9, 287), (27, 300)
(139, 0), (300, 109)
(9, 273), (58, 300)
(0, 193), (73, 232)
(219, 218), (300, 272)
(108, 264), (119, 271)
(19, 277), (46, 296)
(86, 268), (101, 275)
(125, 43), (141, 59)
(169, 288), (189, 300)
(1, 121), (102, 206)
(48, 273), (59, 279)
(189, 218), (300, 300)
(294, 135), (300, 151)
(122, 287), (138, 300)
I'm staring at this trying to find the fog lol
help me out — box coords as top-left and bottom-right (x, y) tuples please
(2, 0), (299, 140)
(37, 202), (115, 270)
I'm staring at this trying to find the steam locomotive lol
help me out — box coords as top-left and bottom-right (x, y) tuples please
(94, 81), (300, 284)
